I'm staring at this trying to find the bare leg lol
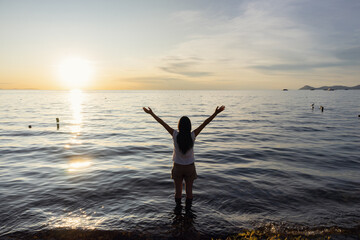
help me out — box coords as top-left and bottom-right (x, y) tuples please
(174, 179), (183, 199)
(184, 179), (193, 199)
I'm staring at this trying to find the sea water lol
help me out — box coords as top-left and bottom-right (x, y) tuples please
(0, 90), (359, 239)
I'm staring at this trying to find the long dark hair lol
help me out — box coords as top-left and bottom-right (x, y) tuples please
(176, 116), (193, 154)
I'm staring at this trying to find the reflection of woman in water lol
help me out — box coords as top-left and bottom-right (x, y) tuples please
(143, 106), (225, 208)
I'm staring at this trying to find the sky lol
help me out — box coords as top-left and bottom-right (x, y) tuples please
(0, 0), (359, 90)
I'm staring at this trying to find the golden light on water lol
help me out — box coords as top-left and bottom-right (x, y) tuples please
(70, 89), (83, 128)
(64, 90), (92, 173)
(57, 57), (94, 89)
(49, 210), (103, 229)
(68, 160), (92, 172)
(64, 89), (83, 149)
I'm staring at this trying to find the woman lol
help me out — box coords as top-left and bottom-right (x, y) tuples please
(143, 106), (225, 208)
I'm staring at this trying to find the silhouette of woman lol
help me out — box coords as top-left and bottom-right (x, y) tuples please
(143, 106), (225, 208)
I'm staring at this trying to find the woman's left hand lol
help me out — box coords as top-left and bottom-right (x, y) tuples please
(215, 105), (225, 114)
(143, 107), (153, 114)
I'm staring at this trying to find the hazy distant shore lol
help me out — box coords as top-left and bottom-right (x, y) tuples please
(299, 84), (360, 90)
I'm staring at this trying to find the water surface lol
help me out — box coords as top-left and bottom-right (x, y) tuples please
(1, 90), (360, 239)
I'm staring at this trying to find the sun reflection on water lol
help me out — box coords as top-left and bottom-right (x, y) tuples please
(64, 89), (83, 149)
(48, 210), (103, 229)
(68, 159), (92, 172)
(70, 89), (83, 133)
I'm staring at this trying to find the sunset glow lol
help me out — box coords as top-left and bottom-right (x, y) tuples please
(57, 57), (94, 90)
(0, 1), (359, 90)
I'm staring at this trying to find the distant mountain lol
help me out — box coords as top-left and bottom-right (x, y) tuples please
(299, 85), (360, 90)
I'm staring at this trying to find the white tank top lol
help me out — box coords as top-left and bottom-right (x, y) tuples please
(172, 130), (196, 165)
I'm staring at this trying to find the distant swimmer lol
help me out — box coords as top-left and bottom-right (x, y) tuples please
(56, 118), (60, 130)
(311, 103), (314, 110)
(143, 105), (225, 209)
(320, 106), (324, 112)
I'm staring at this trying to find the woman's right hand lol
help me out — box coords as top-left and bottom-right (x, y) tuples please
(215, 105), (225, 114)
(143, 107), (153, 114)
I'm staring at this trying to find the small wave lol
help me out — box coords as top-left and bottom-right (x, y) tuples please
(0, 130), (64, 137)
(283, 126), (324, 132)
(90, 145), (152, 158)
(0, 146), (64, 156)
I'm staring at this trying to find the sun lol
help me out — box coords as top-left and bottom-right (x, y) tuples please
(57, 57), (94, 89)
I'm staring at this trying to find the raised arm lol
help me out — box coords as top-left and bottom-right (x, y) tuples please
(143, 107), (174, 136)
(194, 106), (225, 137)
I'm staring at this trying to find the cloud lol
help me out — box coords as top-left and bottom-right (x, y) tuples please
(252, 62), (345, 72)
(250, 45), (360, 73)
(117, 76), (182, 84)
(159, 57), (212, 77)
(116, 76), (217, 90)
(171, 10), (204, 24)
(335, 47), (360, 63)
(167, 1), (318, 71)
(163, 0), (360, 87)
